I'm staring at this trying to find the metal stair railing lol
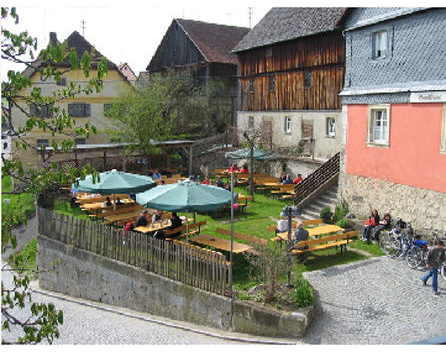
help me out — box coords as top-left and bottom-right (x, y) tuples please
(294, 152), (340, 206)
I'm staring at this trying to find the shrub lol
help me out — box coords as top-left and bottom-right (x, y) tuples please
(333, 199), (349, 223)
(294, 279), (314, 307)
(320, 206), (333, 224)
(335, 218), (350, 228)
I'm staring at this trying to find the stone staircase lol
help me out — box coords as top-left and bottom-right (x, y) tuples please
(297, 184), (338, 220)
(292, 152), (340, 220)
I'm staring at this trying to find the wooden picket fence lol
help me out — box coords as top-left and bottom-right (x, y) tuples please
(37, 207), (231, 296)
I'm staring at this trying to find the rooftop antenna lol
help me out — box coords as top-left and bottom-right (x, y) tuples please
(81, 19), (86, 37)
(248, 7), (254, 29)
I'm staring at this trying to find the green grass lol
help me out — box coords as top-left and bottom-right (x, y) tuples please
(2, 176), (35, 227)
(52, 186), (381, 292)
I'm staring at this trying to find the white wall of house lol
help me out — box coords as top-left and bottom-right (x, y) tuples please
(237, 106), (346, 161)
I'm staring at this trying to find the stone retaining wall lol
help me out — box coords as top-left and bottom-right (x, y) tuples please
(339, 172), (446, 234)
(37, 235), (312, 338)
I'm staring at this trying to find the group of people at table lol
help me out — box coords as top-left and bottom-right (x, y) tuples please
(124, 209), (183, 239)
(277, 213), (309, 248)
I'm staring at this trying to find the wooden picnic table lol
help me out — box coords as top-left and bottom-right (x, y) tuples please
(276, 224), (344, 240)
(103, 209), (145, 224)
(134, 217), (186, 234)
(262, 182), (282, 187)
(80, 199), (134, 211)
(189, 234), (252, 253)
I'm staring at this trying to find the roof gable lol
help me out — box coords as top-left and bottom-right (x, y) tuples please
(147, 18), (249, 70)
(176, 19), (250, 64)
(232, 7), (347, 52)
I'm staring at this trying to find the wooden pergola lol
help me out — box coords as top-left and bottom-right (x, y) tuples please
(41, 140), (194, 175)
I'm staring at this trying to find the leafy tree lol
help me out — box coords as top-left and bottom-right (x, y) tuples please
(1, 7), (107, 344)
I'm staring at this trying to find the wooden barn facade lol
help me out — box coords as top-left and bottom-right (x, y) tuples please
(238, 31), (344, 111)
(144, 19), (250, 134)
(232, 8), (347, 163)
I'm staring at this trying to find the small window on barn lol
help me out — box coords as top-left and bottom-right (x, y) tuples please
(304, 71), (311, 88)
(249, 78), (254, 93)
(269, 76), (275, 92)
(266, 47), (272, 58)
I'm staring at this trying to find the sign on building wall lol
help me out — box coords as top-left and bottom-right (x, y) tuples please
(410, 91), (446, 103)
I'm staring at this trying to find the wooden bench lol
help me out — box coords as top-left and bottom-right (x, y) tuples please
(172, 240), (231, 266)
(291, 231), (358, 255)
(164, 221), (207, 241)
(189, 233), (252, 253)
(215, 228), (267, 246)
(270, 184), (295, 199)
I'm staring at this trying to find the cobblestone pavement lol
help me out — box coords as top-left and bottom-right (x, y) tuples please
(302, 256), (446, 344)
(5, 254), (445, 345)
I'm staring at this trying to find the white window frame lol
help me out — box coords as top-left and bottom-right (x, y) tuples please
(367, 105), (390, 147)
(372, 30), (389, 59)
(284, 116), (291, 134)
(326, 117), (336, 138)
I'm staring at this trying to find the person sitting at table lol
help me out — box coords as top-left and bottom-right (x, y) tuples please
(136, 210), (149, 227)
(240, 163), (249, 173)
(115, 197), (124, 206)
(152, 209), (163, 223)
(152, 169), (162, 180)
(282, 174), (293, 184)
(293, 174), (303, 184)
(228, 163), (239, 173)
(124, 220), (135, 232)
(103, 197), (112, 207)
(277, 213), (289, 234)
(216, 178), (225, 188)
(168, 212), (183, 237)
(279, 172), (287, 183)
(202, 176), (211, 185)
(293, 222), (309, 260)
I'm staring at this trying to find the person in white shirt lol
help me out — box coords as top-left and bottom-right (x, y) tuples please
(277, 213), (289, 233)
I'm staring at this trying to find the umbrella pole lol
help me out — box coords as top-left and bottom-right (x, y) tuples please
(112, 194), (116, 210)
(230, 172), (234, 301)
(186, 210), (189, 242)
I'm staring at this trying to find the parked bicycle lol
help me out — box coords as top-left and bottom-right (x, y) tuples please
(379, 219), (413, 258)
(406, 232), (444, 271)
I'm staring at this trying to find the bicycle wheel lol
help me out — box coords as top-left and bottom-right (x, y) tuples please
(406, 248), (422, 269)
(379, 231), (395, 257)
(389, 238), (402, 258)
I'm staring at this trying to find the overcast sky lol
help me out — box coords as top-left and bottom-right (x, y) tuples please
(1, 0), (272, 78)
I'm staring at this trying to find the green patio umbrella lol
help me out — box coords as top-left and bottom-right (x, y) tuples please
(135, 179), (232, 240)
(225, 148), (279, 161)
(225, 148), (279, 198)
(73, 169), (156, 195)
